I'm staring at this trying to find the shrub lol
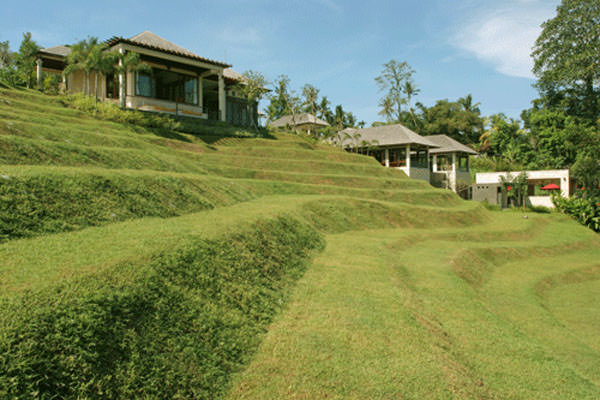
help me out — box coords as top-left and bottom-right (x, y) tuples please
(62, 93), (181, 132)
(0, 216), (324, 399)
(552, 194), (600, 232)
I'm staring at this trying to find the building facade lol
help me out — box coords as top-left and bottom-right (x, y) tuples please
(36, 31), (258, 127)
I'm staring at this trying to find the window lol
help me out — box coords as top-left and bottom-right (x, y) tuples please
(136, 68), (198, 105)
(410, 149), (428, 168)
(136, 72), (154, 97)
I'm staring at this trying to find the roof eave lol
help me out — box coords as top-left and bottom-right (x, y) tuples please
(105, 36), (232, 68)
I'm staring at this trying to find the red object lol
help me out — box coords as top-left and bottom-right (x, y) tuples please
(507, 186), (512, 191)
(541, 183), (560, 190)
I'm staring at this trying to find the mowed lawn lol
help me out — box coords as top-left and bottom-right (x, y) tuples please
(227, 213), (600, 399)
(0, 88), (599, 399)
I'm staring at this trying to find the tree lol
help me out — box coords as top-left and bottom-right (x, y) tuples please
(375, 60), (415, 122)
(301, 84), (319, 117)
(419, 96), (484, 144)
(318, 96), (333, 123)
(235, 70), (268, 129)
(265, 74), (291, 122)
(113, 51), (150, 108)
(64, 37), (99, 96)
(13, 33), (40, 88)
(532, 0), (600, 120)
(571, 152), (600, 198)
(403, 81), (420, 127)
(0, 40), (12, 69)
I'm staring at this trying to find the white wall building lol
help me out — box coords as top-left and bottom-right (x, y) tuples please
(473, 169), (573, 208)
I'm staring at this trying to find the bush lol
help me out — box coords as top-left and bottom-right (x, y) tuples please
(552, 194), (600, 232)
(0, 216), (324, 399)
(62, 93), (181, 132)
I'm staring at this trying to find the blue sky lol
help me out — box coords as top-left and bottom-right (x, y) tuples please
(1, 0), (559, 125)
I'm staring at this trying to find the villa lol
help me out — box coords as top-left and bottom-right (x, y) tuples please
(269, 113), (330, 135)
(473, 169), (573, 208)
(336, 124), (478, 197)
(36, 31), (258, 127)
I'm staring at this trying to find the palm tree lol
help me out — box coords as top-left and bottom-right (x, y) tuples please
(113, 51), (150, 108)
(64, 37), (99, 96)
(403, 81), (420, 127)
(301, 84), (319, 117)
(378, 95), (395, 122)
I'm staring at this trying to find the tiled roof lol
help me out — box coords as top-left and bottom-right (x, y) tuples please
(39, 45), (72, 57)
(427, 135), (478, 155)
(337, 123), (438, 148)
(270, 113), (330, 128)
(106, 30), (231, 68)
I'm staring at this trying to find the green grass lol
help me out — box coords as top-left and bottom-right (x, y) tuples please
(0, 87), (599, 399)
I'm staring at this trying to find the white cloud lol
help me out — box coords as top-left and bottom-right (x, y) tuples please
(451, 1), (557, 79)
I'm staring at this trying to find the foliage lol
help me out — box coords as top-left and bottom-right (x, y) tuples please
(532, 0), (600, 120)
(235, 70), (268, 129)
(301, 84), (319, 116)
(553, 194), (600, 232)
(418, 95), (484, 144)
(13, 32), (40, 88)
(571, 152), (600, 198)
(375, 59), (415, 122)
(0, 40), (12, 68)
(62, 93), (181, 131)
(265, 74), (291, 122)
(0, 217), (324, 399)
(499, 172), (528, 209)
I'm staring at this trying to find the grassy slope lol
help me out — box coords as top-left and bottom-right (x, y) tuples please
(0, 88), (599, 399)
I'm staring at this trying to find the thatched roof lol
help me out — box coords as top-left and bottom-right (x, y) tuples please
(106, 31), (231, 68)
(270, 113), (330, 128)
(426, 135), (478, 155)
(337, 124), (438, 148)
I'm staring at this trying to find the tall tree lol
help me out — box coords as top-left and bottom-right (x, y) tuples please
(532, 0), (600, 119)
(301, 84), (319, 117)
(375, 60), (415, 122)
(0, 40), (12, 69)
(235, 70), (268, 129)
(265, 74), (291, 122)
(318, 95), (332, 123)
(13, 33), (39, 88)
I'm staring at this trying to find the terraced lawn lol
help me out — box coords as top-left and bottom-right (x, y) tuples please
(0, 88), (598, 399)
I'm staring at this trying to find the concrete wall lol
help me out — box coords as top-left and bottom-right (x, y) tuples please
(527, 196), (554, 208)
(407, 167), (430, 183)
(472, 183), (500, 205)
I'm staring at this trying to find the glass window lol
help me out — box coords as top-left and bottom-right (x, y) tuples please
(136, 68), (198, 105)
(136, 72), (153, 97)
(184, 77), (198, 105)
(410, 149), (428, 168)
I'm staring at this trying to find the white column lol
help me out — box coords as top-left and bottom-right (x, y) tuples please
(198, 77), (203, 112)
(118, 48), (126, 108)
(432, 154), (438, 172)
(218, 72), (226, 122)
(385, 148), (390, 167)
(36, 59), (43, 89)
(452, 152), (457, 173)
(451, 152), (457, 192)
(405, 145), (411, 169)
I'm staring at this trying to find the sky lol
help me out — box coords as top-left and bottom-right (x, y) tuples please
(1, 0), (560, 125)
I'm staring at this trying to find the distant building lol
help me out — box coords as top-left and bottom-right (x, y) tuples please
(270, 113), (330, 135)
(36, 31), (258, 127)
(336, 123), (478, 197)
(473, 169), (573, 208)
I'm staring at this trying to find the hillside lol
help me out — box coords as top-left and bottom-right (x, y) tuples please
(0, 88), (599, 399)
